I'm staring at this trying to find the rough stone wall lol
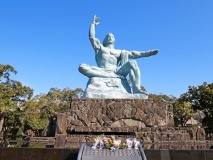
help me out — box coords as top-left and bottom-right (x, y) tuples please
(63, 127), (206, 149)
(135, 127), (206, 143)
(55, 98), (206, 149)
(68, 98), (174, 132)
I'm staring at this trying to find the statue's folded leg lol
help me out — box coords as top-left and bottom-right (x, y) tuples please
(116, 61), (147, 94)
(78, 64), (124, 79)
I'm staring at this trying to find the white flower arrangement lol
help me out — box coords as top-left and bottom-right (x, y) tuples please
(91, 135), (140, 152)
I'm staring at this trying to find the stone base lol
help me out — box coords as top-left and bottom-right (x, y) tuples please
(82, 77), (148, 99)
(69, 98), (174, 130)
(65, 127), (207, 149)
(55, 98), (206, 149)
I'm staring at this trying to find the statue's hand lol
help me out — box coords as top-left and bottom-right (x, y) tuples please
(149, 49), (159, 55)
(92, 15), (100, 26)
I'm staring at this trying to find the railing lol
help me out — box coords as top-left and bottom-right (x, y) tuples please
(139, 145), (147, 160)
(77, 143), (147, 160)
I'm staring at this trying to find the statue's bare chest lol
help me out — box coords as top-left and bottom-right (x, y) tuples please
(98, 47), (121, 58)
(96, 47), (121, 66)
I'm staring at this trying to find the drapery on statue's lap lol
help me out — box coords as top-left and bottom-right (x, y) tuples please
(78, 15), (159, 99)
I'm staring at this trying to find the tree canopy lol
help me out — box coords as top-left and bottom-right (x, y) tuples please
(173, 100), (195, 126)
(0, 64), (83, 146)
(179, 82), (213, 133)
(0, 64), (34, 146)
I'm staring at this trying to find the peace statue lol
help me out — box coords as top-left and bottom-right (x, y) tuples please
(79, 15), (159, 99)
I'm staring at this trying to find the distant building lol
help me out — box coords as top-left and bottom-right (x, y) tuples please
(186, 117), (198, 126)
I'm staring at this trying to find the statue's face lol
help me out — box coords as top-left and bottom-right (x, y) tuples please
(106, 33), (115, 44)
(103, 33), (115, 47)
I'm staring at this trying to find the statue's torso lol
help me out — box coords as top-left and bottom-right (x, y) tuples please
(96, 46), (121, 72)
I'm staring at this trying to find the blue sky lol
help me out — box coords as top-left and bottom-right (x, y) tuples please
(1, 1), (213, 98)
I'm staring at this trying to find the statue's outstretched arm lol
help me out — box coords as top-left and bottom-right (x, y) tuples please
(126, 49), (159, 59)
(89, 15), (101, 51)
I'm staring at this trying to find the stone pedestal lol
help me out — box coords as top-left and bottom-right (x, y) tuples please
(55, 98), (206, 149)
(69, 98), (174, 131)
(82, 77), (148, 99)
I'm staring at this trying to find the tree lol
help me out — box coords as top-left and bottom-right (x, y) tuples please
(148, 93), (177, 103)
(0, 64), (84, 141)
(0, 64), (17, 82)
(40, 87), (83, 115)
(22, 87), (83, 137)
(0, 64), (33, 146)
(173, 100), (195, 126)
(26, 113), (49, 136)
(180, 82), (213, 134)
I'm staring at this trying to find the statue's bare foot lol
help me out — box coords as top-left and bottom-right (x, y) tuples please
(132, 87), (148, 95)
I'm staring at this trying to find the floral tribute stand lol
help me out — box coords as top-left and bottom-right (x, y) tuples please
(77, 136), (147, 160)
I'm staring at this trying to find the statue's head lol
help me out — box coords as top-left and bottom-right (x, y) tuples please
(103, 33), (115, 47)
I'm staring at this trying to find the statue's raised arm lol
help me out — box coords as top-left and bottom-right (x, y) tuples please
(89, 15), (101, 52)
